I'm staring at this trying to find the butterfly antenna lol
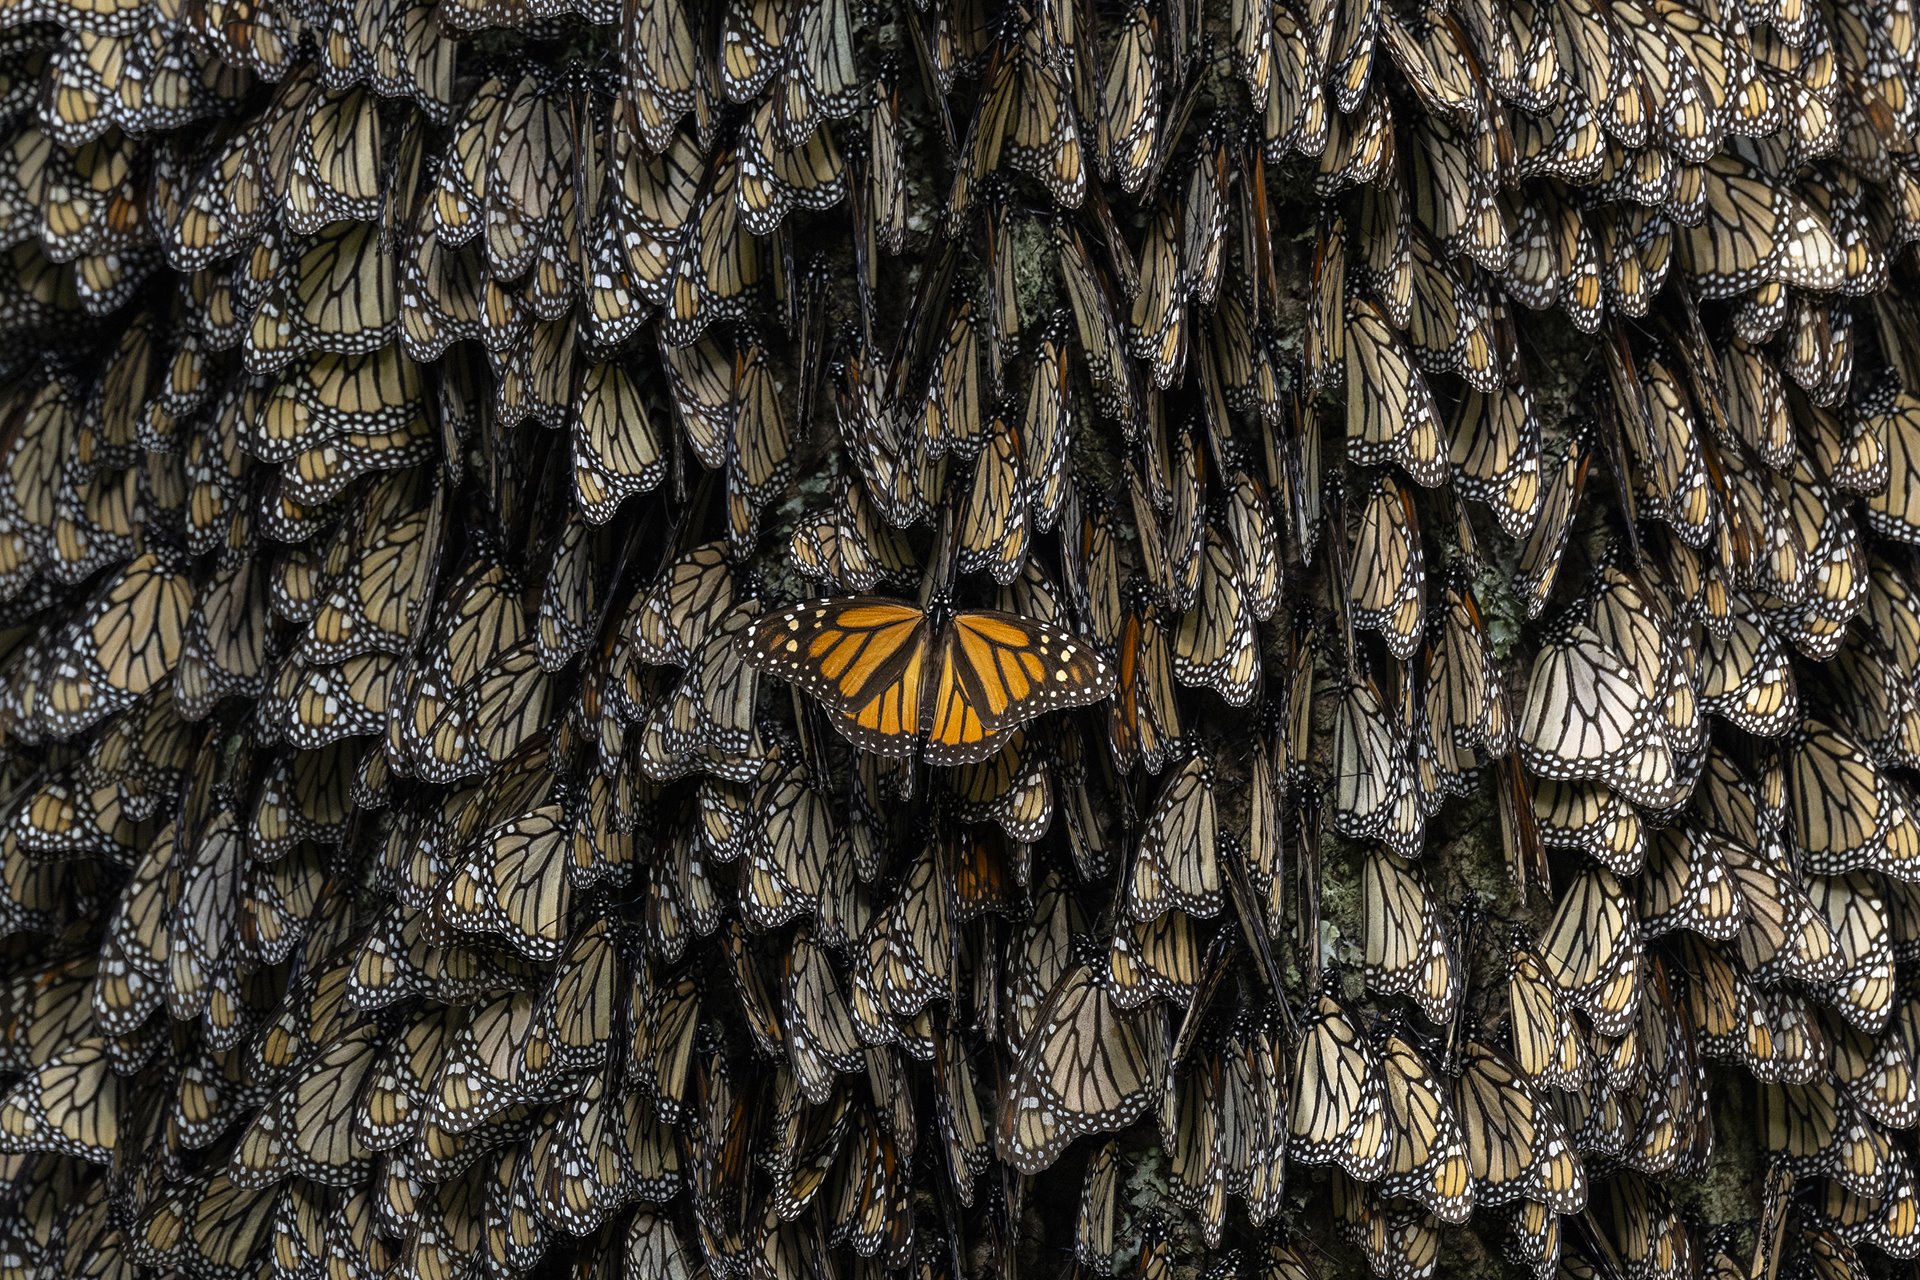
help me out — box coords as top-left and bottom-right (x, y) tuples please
(929, 1149), (969, 1280)
(642, 462), (708, 584)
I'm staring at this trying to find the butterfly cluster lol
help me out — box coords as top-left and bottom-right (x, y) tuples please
(2, 0), (1920, 1276)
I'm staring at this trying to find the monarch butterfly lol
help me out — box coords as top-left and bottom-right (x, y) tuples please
(1807, 873), (1897, 1034)
(1316, 91), (1395, 195)
(936, 1021), (994, 1207)
(230, 1020), (379, 1188)
(284, 86), (383, 235)
(1786, 717), (1920, 878)
(1334, 1174), (1443, 1280)
(1055, 225), (1137, 423)
(1332, 675), (1425, 860)
(1619, 963), (1713, 1175)
(1222, 466), (1282, 621)
(621, 542), (735, 673)
(995, 961), (1153, 1174)
(1344, 298), (1448, 487)
(736, 99), (845, 238)
(659, 152), (762, 348)
(1680, 155), (1847, 297)
(1423, 579), (1512, 793)
(1133, 428), (1206, 613)
(1016, 321), (1074, 532)
(956, 413), (1031, 584)
(987, 17), (1085, 210)
(1288, 993), (1390, 1181)
(439, 802), (568, 959)
(0, 1034), (120, 1163)
(350, 1005), (449, 1154)
(1638, 820), (1743, 941)
(1346, 473), (1425, 662)
(1451, 1039), (1589, 1212)
(1179, 137), (1227, 311)
(1507, 937), (1592, 1091)
(1127, 754), (1220, 923)
(1263, 4), (1329, 160)
(1674, 933), (1786, 1081)
(1304, 213), (1349, 394)
(36, 549), (193, 740)
(1128, 202), (1188, 391)
(1166, 1061), (1228, 1244)
(1097, 4), (1160, 195)
(920, 298), (987, 460)
(740, 597), (1114, 765)
(1518, 621), (1675, 807)
(568, 360), (665, 525)
(1361, 849), (1458, 1024)
(431, 988), (546, 1133)
(783, 924), (863, 1106)
(1076, 1140), (1119, 1274)
(1449, 383), (1543, 541)
(1171, 529), (1259, 706)
(1375, 1029), (1473, 1221)
(1541, 866), (1642, 1036)
(832, 342), (939, 530)
(1829, 634), (1920, 775)
(1113, 898), (1198, 1013)
(858, 838), (950, 1025)
(1378, 9), (1476, 118)
(1762, 1075), (1875, 1190)
(1718, 839), (1842, 988)
(245, 220), (398, 374)
(1352, 185), (1405, 338)
(1816, 1172), (1920, 1261)
(1509, 186), (1605, 331)
(1404, 231), (1502, 392)
(945, 732), (1051, 847)
(1697, 610), (1797, 738)
(525, 918), (619, 1075)
(1826, 1012), (1920, 1131)
(790, 479), (917, 595)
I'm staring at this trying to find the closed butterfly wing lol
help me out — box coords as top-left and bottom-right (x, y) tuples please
(996, 962), (1153, 1174)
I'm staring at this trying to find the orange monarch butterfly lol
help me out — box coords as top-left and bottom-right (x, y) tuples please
(740, 597), (1114, 765)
